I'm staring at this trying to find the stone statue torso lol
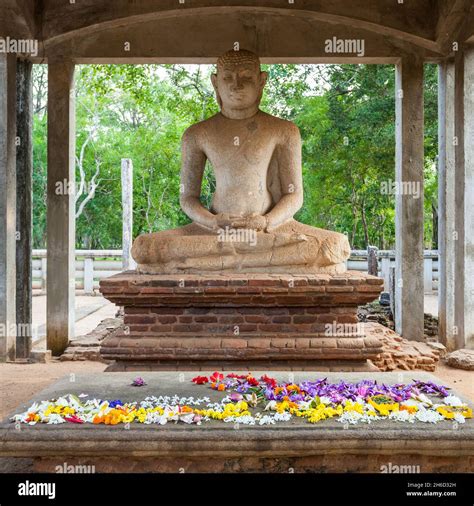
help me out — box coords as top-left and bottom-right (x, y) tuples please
(194, 111), (288, 216)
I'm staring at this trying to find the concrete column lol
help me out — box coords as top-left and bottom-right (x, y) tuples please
(83, 256), (94, 293)
(47, 60), (76, 356)
(394, 57), (425, 341)
(438, 61), (456, 349)
(16, 59), (33, 359)
(0, 54), (17, 362)
(453, 46), (474, 350)
(424, 257), (433, 293)
(380, 256), (391, 292)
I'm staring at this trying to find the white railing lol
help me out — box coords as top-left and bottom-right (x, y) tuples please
(32, 249), (439, 294)
(349, 250), (439, 294)
(32, 249), (124, 293)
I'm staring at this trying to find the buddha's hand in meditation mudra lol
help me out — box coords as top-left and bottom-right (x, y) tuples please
(213, 213), (268, 232)
(131, 49), (350, 274)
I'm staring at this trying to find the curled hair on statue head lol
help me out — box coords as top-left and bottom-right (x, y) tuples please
(213, 49), (266, 110)
(216, 49), (261, 72)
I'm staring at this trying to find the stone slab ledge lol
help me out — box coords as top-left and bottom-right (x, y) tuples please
(100, 270), (383, 307)
(1, 372), (472, 467)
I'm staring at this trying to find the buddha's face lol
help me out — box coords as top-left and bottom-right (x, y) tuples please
(212, 63), (267, 112)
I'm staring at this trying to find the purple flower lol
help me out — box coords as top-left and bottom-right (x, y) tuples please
(131, 377), (147, 387)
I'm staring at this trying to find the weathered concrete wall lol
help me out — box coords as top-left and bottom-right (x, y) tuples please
(2, 1), (474, 63)
(41, 10), (439, 64)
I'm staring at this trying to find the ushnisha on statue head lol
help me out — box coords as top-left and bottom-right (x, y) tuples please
(211, 49), (268, 120)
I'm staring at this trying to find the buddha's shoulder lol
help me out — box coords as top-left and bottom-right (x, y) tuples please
(257, 111), (301, 138)
(182, 114), (221, 143)
(182, 118), (209, 137)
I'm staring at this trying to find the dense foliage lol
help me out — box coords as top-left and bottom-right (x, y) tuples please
(32, 63), (438, 250)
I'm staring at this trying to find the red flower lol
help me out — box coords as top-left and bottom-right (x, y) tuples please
(64, 415), (84, 424)
(247, 375), (259, 386)
(261, 374), (277, 388)
(210, 371), (224, 383)
(192, 375), (209, 385)
(226, 373), (247, 379)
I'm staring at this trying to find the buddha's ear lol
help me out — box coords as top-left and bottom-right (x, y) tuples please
(211, 73), (222, 109)
(259, 71), (268, 89)
(211, 73), (218, 92)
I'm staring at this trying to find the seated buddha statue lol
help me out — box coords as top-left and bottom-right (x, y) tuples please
(131, 49), (350, 274)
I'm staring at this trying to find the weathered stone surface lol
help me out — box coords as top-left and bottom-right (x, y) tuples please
(370, 323), (444, 372)
(60, 318), (121, 362)
(1, 372), (472, 473)
(446, 349), (474, 371)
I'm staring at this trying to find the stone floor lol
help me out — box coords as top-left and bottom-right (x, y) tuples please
(32, 295), (117, 348)
(0, 371), (472, 473)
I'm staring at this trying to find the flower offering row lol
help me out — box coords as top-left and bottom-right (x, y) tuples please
(11, 373), (472, 427)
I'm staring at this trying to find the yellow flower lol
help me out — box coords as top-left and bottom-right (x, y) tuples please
(436, 405), (472, 420)
(462, 407), (472, 418)
(437, 406), (455, 419)
(367, 396), (399, 416)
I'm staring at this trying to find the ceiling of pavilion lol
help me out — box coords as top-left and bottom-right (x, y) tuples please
(1, 0), (473, 62)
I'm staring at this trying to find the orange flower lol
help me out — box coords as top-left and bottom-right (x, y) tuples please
(400, 405), (418, 414)
(217, 384), (225, 391)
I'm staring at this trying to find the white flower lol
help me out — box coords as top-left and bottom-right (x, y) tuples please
(416, 393), (432, 405)
(55, 397), (69, 407)
(264, 400), (277, 411)
(337, 411), (363, 424)
(443, 395), (465, 408)
(274, 412), (292, 422)
(179, 414), (195, 424)
(453, 413), (465, 424)
(415, 407), (443, 423)
(389, 410), (415, 423)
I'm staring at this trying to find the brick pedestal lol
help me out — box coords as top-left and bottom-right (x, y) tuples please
(99, 271), (384, 371)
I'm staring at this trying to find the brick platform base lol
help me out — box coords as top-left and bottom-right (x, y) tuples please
(99, 271), (384, 371)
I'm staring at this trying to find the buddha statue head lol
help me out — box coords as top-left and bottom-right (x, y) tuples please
(211, 49), (268, 119)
